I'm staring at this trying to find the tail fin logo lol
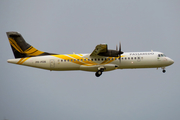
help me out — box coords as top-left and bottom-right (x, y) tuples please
(9, 38), (23, 53)
(7, 31), (56, 58)
(9, 37), (44, 56)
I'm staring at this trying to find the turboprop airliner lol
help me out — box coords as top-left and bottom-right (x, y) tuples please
(7, 31), (174, 77)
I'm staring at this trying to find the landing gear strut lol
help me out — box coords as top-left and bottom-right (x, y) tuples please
(95, 68), (104, 77)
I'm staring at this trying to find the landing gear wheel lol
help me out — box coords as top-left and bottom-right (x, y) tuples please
(162, 69), (166, 73)
(95, 70), (102, 77)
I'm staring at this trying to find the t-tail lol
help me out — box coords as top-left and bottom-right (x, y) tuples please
(7, 31), (55, 58)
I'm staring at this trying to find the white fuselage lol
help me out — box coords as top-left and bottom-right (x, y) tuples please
(7, 51), (174, 72)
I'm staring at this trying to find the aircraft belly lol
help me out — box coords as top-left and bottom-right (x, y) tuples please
(54, 62), (80, 71)
(119, 59), (160, 69)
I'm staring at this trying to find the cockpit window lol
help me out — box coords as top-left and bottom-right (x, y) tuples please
(158, 54), (166, 57)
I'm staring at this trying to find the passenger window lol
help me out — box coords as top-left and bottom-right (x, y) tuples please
(64, 60), (66, 62)
(131, 57), (133, 60)
(134, 57), (136, 59)
(95, 59), (97, 61)
(112, 58), (114, 60)
(84, 59), (86, 61)
(158, 54), (161, 57)
(61, 60), (63, 62)
(101, 58), (103, 61)
(125, 57), (127, 60)
(128, 57), (130, 60)
(71, 59), (73, 61)
(74, 59), (76, 61)
(88, 59), (90, 61)
(105, 58), (107, 60)
(91, 59), (93, 61)
(122, 57), (123, 60)
(138, 57), (140, 59)
(77, 59), (79, 61)
(67, 59), (69, 62)
(108, 58), (110, 60)
(81, 59), (83, 61)
(98, 58), (100, 61)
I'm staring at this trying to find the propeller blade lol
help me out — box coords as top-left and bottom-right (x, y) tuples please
(118, 42), (123, 63)
(119, 42), (124, 54)
(119, 42), (121, 54)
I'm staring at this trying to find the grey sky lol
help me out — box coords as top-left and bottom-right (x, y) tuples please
(0, 0), (180, 120)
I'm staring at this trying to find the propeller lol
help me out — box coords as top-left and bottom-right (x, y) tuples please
(117, 42), (123, 63)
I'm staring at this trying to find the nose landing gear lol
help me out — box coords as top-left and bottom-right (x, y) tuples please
(162, 69), (166, 73)
(162, 67), (166, 73)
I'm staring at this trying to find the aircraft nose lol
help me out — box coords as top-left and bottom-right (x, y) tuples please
(167, 57), (174, 65)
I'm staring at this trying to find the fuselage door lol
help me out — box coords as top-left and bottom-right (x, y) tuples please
(50, 59), (55, 68)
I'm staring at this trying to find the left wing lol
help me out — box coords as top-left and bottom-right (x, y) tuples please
(90, 44), (107, 57)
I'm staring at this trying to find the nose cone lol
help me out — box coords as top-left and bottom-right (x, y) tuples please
(167, 57), (174, 65)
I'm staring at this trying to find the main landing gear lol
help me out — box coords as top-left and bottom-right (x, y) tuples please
(95, 68), (104, 77)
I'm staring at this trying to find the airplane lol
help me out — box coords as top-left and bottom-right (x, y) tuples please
(7, 31), (174, 77)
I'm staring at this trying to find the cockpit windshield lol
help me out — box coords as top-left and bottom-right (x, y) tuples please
(158, 54), (166, 57)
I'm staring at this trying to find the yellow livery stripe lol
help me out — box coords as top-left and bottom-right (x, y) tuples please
(25, 47), (37, 54)
(100, 57), (112, 64)
(17, 58), (25, 64)
(19, 57), (30, 64)
(24, 47), (44, 56)
(17, 57), (30, 64)
(68, 54), (96, 65)
(9, 38), (23, 53)
(24, 46), (33, 52)
(28, 50), (44, 56)
(52, 55), (85, 65)
(105, 58), (115, 64)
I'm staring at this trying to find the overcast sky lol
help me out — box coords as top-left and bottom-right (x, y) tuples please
(0, 0), (180, 120)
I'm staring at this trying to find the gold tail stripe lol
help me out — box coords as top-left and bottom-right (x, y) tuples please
(19, 57), (30, 64)
(17, 58), (25, 64)
(9, 38), (23, 53)
(25, 47), (37, 54)
(25, 47), (44, 56)
(24, 46), (33, 52)
(9, 38), (44, 56)
(29, 50), (44, 56)
(9, 40), (21, 53)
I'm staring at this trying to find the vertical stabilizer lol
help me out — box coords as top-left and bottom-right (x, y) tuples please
(6, 31), (54, 58)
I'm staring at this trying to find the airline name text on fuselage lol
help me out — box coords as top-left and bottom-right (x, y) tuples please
(129, 53), (154, 56)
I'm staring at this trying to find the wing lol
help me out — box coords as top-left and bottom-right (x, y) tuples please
(90, 44), (107, 56)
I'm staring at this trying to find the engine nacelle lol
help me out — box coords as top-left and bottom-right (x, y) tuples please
(98, 50), (120, 57)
